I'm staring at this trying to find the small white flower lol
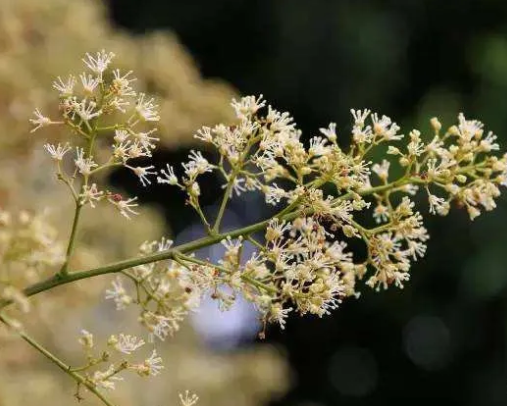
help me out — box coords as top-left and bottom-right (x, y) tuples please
(79, 73), (100, 95)
(182, 150), (213, 178)
(309, 136), (329, 156)
(371, 113), (402, 140)
(268, 303), (292, 330)
(105, 277), (132, 309)
(179, 391), (199, 406)
(108, 96), (130, 113)
(231, 94), (266, 118)
(221, 176), (248, 196)
(428, 193), (450, 216)
(111, 69), (137, 96)
(43, 143), (71, 160)
(108, 196), (139, 219)
(74, 148), (98, 176)
(78, 329), (94, 349)
(132, 350), (164, 377)
(82, 50), (115, 81)
(29, 109), (59, 133)
(372, 159), (390, 181)
(135, 93), (160, 122)
(351, 109), (371, 127)
(108, 334), (145, 355)
(52, 75), (76, 96)
(319, 123), (337, 142)
(114, 129), (130, 143)
(157, 164), (179, 185)
(478, 131), (499, 153)
(74, 99), (102, 121)
(133, 129), (159, 150)
(126, 165), (157, 187)
(80, 183), (104, 208)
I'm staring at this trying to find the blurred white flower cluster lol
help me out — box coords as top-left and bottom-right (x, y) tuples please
(75, 329), (163, 394)
(0, 209), (65, 313)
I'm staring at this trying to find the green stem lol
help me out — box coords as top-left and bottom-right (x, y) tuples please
(0, 176), (431, 310)
(175, 253), (277, 294)
(59, 202), (83, 276)
(0, 314), (117, 406)
(213, 174), (235, 233)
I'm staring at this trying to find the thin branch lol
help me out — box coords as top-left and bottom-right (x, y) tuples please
(59, 202), (84, 276)
(0, 176), (424, 311)
(0, 313), (117, 406)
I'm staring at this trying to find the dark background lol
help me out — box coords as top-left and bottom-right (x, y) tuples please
(106, 1), (507, 405)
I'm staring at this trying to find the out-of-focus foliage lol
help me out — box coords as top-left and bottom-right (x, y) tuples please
(0, 0), (237, 154)
(0, 312), (289, 406)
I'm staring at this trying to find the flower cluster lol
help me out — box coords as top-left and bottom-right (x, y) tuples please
(32, 50), (160, 219)
(151, 95), (507, 330)
(106, 238), (216, 340)
(75, 329), (163, 394)
(6, 50), (507, 406)
(0, 209), (64, 313)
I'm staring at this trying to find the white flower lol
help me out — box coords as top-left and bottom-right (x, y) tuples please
(351, 109), (371, 127)
(309, 136), (329, 156)
(457, 113), (484, 141)
(263, 184), (287, 205)
(43, 143), (71, 160)
(372, 159), (390, 181)
(29, 109), (58, 133)
(82, 50), (115, 81)
(231, 94), (266, 118)
(108, 196), (139, 219)
(132, 350), (164, 376)
(114, 129), (130, 143)
(80, 183), (104, 208)
(74, 148), (98, 176)
(478, 131), (499, 152)
(182, 150), (213, 178)
(111, 69), (137, 96)
(135, 93), (160, 122)
(373, 202), (390, 223)
(319, 123), (337, 142)
(407, 130), (424, 156)
(157, 164), (179, 185)
(221, 176), (249, 196)
(428, 193), (450, 216)
(371, 113), (402, 140)
(109, 96), (130, 113)
(79, 73), (100, 94)
(133, 129), (159, 150)
(74, 99), (102, 121)
(78, 329), (94, 349)
(108, 334), (145, 355)
(179, 391), (199, 406)
(126, 165), (157, 187)
(52, 75), (76, 96)
(126, 142), (149, 159)
(268, 303), (292, 329)
(387, 146), (401, 155)
(105, 277), (132, 310)
(195, 126), (213, 143)
(112, 142), (131, 162)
